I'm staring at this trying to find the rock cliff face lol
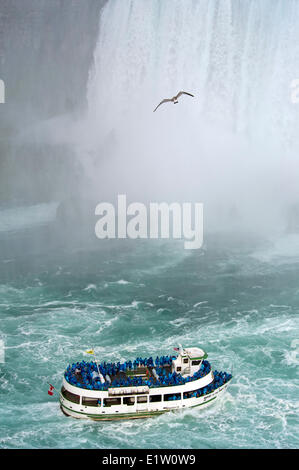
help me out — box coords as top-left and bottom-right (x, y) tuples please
(0, 1), (106, 204)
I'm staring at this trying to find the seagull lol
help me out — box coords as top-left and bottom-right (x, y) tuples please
(153, 91), (194, 112)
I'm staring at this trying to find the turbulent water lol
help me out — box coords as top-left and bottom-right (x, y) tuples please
(1, 0), (299, 449)
(0, 205), (298, 449)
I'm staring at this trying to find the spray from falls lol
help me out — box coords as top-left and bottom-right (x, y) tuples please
(85, 0), (299, 233)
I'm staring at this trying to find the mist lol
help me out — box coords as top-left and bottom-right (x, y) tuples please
(1, 0), (299, 244)
(78, 0), (299, 238)
(0, 0), (105, 206)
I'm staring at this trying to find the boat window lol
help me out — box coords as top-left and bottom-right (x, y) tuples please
(82, 397), (101, 407)
(164, 393), (181, 401)
(137, 396), (147, 403)
(183, 389), (199, 399)
(183, 358), (189, 364)
(104, 397), (121, 407)
(176, 366), (181, 372)
(149, 395), (161, 402)
(123, 396), (135, 406)
(191, 360), (201, 366)
(61, 386), (80, 404)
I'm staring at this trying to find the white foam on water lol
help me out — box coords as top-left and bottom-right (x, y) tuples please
(83, 284), (97, 291)
(169, 317), (188, 328)
(193, 301), (209, 307)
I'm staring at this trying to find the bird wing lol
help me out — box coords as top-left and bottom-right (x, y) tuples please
(176, 91), (194, 99)
(153, 98), (172, 112)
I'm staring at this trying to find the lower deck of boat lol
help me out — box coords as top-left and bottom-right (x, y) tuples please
(60, 391), (221, 421)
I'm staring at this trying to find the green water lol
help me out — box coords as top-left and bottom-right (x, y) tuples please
(0, 216), (298, 449)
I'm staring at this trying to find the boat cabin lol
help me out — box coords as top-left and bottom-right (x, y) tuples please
(172, 346), (208, 377)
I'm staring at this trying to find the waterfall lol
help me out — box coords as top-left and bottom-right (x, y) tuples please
(85, 0), (299, 230)
(87, 0), (299, 144)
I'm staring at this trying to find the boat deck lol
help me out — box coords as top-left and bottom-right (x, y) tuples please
(65, 356), (212, 391)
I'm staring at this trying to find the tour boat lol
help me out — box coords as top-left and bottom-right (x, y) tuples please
(60, 345), (232, 420)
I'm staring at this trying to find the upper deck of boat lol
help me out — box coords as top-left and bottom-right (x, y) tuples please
(64, 355), (212, 391)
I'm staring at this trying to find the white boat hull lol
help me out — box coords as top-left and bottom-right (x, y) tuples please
(60, 382), (230, 421)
